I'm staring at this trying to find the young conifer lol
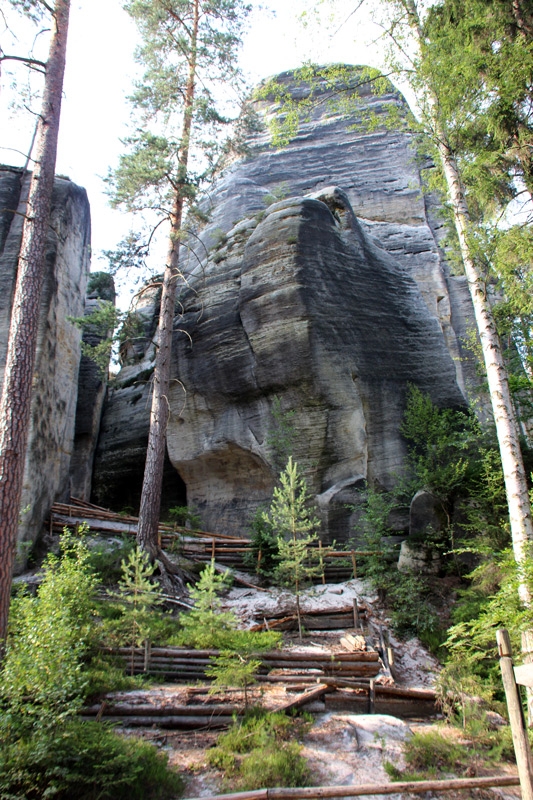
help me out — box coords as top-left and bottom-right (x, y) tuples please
(263, 457), (321, 640)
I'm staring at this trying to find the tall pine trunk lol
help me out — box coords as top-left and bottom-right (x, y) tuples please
(136, 0), (199, 563)
(0, 0), (71, 644)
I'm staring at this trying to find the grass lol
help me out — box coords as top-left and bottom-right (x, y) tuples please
(207, 708), (311, 790)
(385, 725), (516, 782)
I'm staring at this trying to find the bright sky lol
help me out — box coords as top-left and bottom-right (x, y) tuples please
(1, 0), (385, 293)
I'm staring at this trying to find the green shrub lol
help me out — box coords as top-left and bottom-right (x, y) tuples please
(86, 536), (135, 585)
(0, 719), (183, 800)
(0, 531), (98, 734)
(208, 710), (310, 789)
(84, 655), (150, 698)
(237, 741), (309, 789)
(243, 509), (279, 578)
(168, 505), (201, 529)
(0, 532), (182, 799)
(404, 730), (469, 774)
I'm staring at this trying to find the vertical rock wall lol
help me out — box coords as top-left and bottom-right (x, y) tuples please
(0, 166), (91, 566)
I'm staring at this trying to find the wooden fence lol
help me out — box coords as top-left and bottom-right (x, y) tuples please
(48, 498), (378, 583)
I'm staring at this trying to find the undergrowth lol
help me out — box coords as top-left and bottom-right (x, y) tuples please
(207, 708), (311, 790)
(385, 726), (516, 783)
(0, 531), (183, 799)
(0, 719), (183, 800)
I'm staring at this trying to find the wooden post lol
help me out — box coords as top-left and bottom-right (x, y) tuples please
(368, 679), (375, 714)
(319, 541), (326, 585)
(496, 629), (533, 800)
(144, 639), (151, 673)
(352, 599), (359, 630)
(212, 538), (216, 560)
(351, 550), (357, 579)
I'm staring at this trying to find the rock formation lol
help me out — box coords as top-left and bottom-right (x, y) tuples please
(69, 272), (116, 501)
(0, 166), (91, 566)
(93, 67), (478, 541)
(91, 281), (187, 515)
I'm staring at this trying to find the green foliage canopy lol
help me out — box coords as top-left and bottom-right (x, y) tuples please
(108, 0), (251, 218)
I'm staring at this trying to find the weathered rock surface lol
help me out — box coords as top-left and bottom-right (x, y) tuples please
(94, 66), (478, 540)
(167, 188), (465, 537)
(0, 166), (91, 565)
(91, 284), (186, 514)
(70, 274), (116, 501)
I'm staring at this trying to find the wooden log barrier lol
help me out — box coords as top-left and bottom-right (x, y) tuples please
(184, 775), (520, 800)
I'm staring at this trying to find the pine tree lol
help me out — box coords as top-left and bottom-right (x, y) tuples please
(0, 0), (71, 645)
(263, 457), (321, 640)
(112, 547), (163, 675)
(108, 0), (250, 582)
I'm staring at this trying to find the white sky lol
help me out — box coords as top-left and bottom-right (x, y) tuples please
(1, 0), (386, 294)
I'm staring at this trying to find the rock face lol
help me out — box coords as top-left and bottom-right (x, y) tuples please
(91, 284), (187, 514)
(0, 166), (91, 565)
(94, 67), (478, 540)
(70, 273), (116, 501)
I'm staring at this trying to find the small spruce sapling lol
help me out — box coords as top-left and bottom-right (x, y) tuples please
(112, 548), (163, 675)
(263, 457), (321, 640)
(206, 628), (280, 707)
(206, 645), (263, 708)
(178, 560), (237, 648)
(180, 562), (280, 701)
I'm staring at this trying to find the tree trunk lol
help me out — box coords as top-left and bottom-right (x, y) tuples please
(136, 0), (199, 579)
(400, 0), (533, 602)
(0, 0), (71, 645)
(438, 141), (533, 603)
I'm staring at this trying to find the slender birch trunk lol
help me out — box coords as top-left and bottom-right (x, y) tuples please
(439, 144), (533, 603)
(136, 0), (199, 561)
(0, 0), (71, 644)
(400, 0), (533, 605)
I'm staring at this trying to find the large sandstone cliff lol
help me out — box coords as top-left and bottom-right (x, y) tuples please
(93, 67), (477, 540)
(0, 166), (91, 565)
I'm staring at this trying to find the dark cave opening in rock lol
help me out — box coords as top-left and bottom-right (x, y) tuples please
(91, 447), (187, 518)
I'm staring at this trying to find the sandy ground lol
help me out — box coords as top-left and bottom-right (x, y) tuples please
(116, 579), (517, 799)
(221, 579), (441, 688)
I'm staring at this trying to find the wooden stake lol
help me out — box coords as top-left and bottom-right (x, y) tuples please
(319, 541), (325, 585)
(352, 599), (359, 630)
(144, 639), (151, 673)
(496, 628), (533, 800)
(350, 550), (356, 578)
(368, 679), (375, 714)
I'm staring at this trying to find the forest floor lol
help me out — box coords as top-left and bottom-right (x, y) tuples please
(107, 578), (520, 800)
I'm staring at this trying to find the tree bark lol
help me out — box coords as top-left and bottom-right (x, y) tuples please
(402, 0), (533, 603)
(438, 142), (533, 602)
(0, 0), (71, 645)
(136, 0), (199, 578)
